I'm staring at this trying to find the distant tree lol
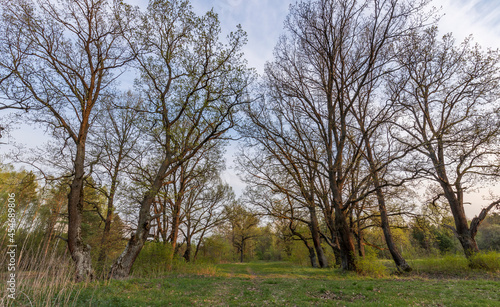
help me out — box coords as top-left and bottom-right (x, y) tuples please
(0, 165), (39, 239)
(476, 213), (500, 251)
(225, 203), (259, 262)
(181, 181), (234, 262)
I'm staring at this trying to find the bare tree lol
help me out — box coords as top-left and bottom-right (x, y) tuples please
(390, 27), (500, 258)
(238, 96), (331, 268)
(350, 73), (413, 270)
(262, 0), (429, 270)
(0, 0), (136, 281)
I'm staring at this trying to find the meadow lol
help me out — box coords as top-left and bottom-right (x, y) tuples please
(5, 256), (499, 307)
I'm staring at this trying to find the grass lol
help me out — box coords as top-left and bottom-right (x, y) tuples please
(3, 256), (499, 306)
(71, 261), (500, 306)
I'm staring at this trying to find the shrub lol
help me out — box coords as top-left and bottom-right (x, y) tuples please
(132, 242), (174, 277)
(469, 251), (500, 271)
(355, 247), (388, 277)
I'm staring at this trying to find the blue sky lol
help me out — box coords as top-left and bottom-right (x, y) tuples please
(125, 0), (500, 75)
(4, 0), (500, 217)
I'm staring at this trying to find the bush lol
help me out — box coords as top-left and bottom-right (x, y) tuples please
(411, 254), (469, 274)
(410, 252), (500, 275)
(355, 247), (388, 277)
(132, 242), (174, 277)
(469, 251), (500, 271)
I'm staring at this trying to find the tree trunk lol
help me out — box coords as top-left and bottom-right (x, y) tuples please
(109, 159), (170, 279)
(364, 139), (411, 272)
(356, 224), (365, 258)
(326, 99), (357, 270)
(68, 142), (94, 282)
(430, 144), (480, 259)
(334, 207), (356, 271)
(309, 206), (329, 268)
(445, 192), (479, 259)
(240, 240), (245, 263)
(330, 180), (356, 270)
(321, 203), (342, 267)
(169, 198), (182, 252)
(183, 241), (191, 262)
(97, 193), (114, 276)
(308, 246), (318, 268)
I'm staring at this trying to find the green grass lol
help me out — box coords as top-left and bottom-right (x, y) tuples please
(70, 261), (500, 306)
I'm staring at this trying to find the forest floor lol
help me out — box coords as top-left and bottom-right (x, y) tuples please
(69, 261), (500, 306)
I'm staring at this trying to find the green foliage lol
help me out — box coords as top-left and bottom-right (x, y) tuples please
(476, 213), (500, 251)
(254, 225), (282, 261)
(410, 254), (470, 275)
(409, 215), (461, 257)
(132, 242), (174, 277)
(409, 252), (500, 275)
(197, 234), (234, 263)
(0, 164), (39, 233)
(469, 251), (500, 271)
(434, 229), (456, 253)
(355, 247), (388, 277)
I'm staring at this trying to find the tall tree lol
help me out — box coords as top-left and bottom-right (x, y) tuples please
(239, 98), (331, 268)
(262, 0), (429, 270)
(390, 27), (500, 258)
(0, 0), (136, 281)
(109, 0), (252, 278)
(350, 72), (413, 271)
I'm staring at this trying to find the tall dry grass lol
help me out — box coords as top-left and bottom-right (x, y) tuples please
(0, 235), (85, 306)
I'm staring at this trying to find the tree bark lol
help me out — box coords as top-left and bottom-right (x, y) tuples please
(330, 181), (356, 270)
(169, 198), (182, 252)
(240, 240), (245, 263)
(183, 241), (191, 262)
(429, 142), (480, 259)
(68, 141), (94, 282)
(308, 246), (319, 268)
(308, 206), (329, 268)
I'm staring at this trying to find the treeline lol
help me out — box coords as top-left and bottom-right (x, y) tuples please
(1, 0), (500, 282)
(235, 0), (500, 273)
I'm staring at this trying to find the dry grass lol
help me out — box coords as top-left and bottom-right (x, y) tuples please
(0, 238), (83, 306)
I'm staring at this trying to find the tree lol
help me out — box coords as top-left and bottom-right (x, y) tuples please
(261, 0), (429, 270)
(109, 0), (252, 278)
(350, 67), (413, 271)
(390, 27), (500, 258)
(476, 213), (500, 251)
(87, 91), (143, 275)
(181, 181), (233, 262)
(0, 165), (39, 238)
(238, 96), (331, 268)
(225, 203), (259, 262)
(0, 0), (136, 281)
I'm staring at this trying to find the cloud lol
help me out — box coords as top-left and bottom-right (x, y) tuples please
(435, 0), (500, 48)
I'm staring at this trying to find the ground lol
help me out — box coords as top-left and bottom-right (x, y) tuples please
(70, 261), (500, 306)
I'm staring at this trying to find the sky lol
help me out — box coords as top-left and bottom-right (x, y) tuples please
(4, 0), (500, 218)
